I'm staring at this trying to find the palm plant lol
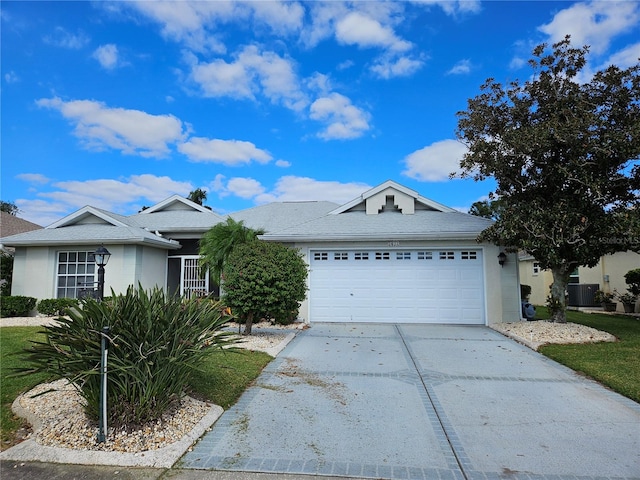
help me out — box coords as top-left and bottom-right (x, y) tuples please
(199, 218), (264, 286)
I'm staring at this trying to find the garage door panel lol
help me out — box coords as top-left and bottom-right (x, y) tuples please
(310, 249), (485, 324)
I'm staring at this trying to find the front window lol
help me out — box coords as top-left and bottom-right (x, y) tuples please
(57, 251), (96, 298)
(533, 262), (541, 275)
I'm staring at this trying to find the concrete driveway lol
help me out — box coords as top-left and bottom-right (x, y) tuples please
(180, 323), (640, 479)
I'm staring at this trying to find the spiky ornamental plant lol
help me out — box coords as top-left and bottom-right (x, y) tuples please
(19, 285), (236, 429)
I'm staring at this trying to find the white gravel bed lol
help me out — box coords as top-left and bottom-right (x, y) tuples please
(491, 320), (616, 350)
(6, 318), (301, 454)
(16, 379), (211, 453)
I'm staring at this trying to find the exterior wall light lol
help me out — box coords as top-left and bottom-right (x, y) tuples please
(498, 251), (507, 267)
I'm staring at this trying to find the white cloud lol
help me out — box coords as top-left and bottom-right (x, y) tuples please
(15, 174), (193, 225)
(43, 26), (90, 49)
(603, 42), (640, 70)
(211, 175), (371, 206)
(250, 1), (305, 35)
(335, 12), (412, 52)
(447, 59), (472, 75)
(189, 45), (308, 111)
(4, 70), (19, 83)
(309, 92), (371, 140)
(509, 56), (526, 70)
(226, 177), (266, 199)
(16, 173), (50, 184)
(255, 176), (371, 204)
(370, 54), (425, 79)
(402, 139), (468, 182)
(92, 44), (120, 70)
(127, 1), (303, 53)
(275, 159), (291, 168)
(178, 137), (273, 166)
(36, 97), (185, 158)
(538, 1), (640, 55)
(14, 199), (70, 227)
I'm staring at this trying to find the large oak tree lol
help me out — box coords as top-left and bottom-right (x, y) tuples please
(456, 36), (640, 323)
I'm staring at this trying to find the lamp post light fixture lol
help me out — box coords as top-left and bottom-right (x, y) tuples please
(497, 251), (507, 268)
(94, 245), (111, 301)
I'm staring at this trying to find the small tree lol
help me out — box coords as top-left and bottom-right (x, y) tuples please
(455, 36), (640, 323)
(187, 188), (207, 206)
(222, 242), (308, 335)
(468, 199), (503, 220)
(0, 201), (19, 215)
(199, 218), (265, 286)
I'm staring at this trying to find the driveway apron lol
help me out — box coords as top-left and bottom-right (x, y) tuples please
(180, 324), (640, 480)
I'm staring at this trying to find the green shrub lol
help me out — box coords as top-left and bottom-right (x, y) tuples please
(37, 298), (79, 316)
(0, 296), (37, 317)
(223, 242), (307, 333)
(624, 268), (640, 296)
(0, 251), (12, 296)
(19, 285), (236, 430)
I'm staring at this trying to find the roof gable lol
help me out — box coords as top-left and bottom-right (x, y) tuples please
(330, 180), (456, 215)
(46, 206), (130, 229)
(140, 195), (213, 214)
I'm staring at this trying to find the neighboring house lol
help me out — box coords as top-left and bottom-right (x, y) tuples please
(519, 251), (640, 312)
(1, 180), (521, 325)
(0, 212), (42, 252)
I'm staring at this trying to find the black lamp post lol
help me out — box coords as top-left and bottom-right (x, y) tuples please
(93, 245), (111, 443)
(94, 245), (111, 301)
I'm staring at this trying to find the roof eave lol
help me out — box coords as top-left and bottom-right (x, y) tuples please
(2, 238), (181, 250)
(260, 232), (483, 242)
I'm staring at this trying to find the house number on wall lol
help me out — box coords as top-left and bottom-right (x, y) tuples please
(387, 241), (400, 247)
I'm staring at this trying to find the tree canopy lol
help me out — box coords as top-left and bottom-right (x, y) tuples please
(1, 201), (19, 215)
(187, 188), (207, 206)
(468, 199), (504, 220)
(199, 218), (265, 286)
(455, 36), (640, 322)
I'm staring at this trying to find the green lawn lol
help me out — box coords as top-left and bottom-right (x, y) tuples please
(0, 327), (272, 450)
(1, 327), (48, 449)
(535, 308), (640, 403)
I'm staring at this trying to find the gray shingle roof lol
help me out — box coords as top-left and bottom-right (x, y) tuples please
(261, 209), (493, 242)
(128, 210), (224, 233)
(230, 201), (339, 233)
(0, 223), (180, 249)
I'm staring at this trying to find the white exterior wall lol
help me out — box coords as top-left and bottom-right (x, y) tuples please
(108, 245), (168, 295)
(290, 240), (519, 325)
(10, 246), (56, 300)
(10, 244), (170, 303)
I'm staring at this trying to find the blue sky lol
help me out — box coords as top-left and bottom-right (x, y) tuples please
(2, 1), (639, 226)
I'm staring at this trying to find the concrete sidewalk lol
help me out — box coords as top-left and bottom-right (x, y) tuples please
(180, 323), (640, 479)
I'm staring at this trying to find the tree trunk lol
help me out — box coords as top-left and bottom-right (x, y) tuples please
(549, 268), (571, 323)
(243, 311), (254, 335)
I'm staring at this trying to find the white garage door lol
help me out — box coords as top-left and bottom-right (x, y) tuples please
(310, 249), (485, 324)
